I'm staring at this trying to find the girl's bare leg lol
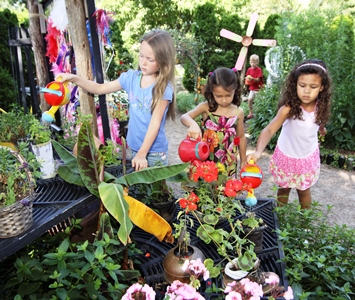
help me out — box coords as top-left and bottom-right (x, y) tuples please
(296, 188), (312, 209)
(277, 187), (291, 206)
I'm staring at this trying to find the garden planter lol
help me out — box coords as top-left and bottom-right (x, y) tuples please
(0, 151), (35, 238)
(326, 153), (334, 165)
(338, 156), (346, 168)
(70, 199), (100, 243)
(242, 224), (267, 253)
(163, 245), (205, 284)
(31, 140), (56, 179)
(320, 153), (326, 163)
(150, 199), (176, 223)
(118, 119), (129, 138)
(346, 157), (354, 170)
(223, 257), (260, 287)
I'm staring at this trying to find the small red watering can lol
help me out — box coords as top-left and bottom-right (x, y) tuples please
(178, 136), (210, 162)
(240, 159), (263, 189)
(40, 80), (70, 122)
(240, 159), (263, 207)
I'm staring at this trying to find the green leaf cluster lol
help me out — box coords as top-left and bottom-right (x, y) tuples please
(275, 201), (355, 299)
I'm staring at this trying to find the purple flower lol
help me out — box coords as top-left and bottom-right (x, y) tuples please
(20, 198), (31, 207)
(205, 116), (237, 145)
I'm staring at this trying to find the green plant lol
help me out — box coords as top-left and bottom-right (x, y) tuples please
(247, 84), (281, 150)
(176, 91), (204, 113)
(0, 109), (34, 145)
(275, 201), (355, 299)
(29, 118), (52, 145)
(99, 139), (122, 167)
(52, 121), (189, 245)
(3, 217), (142, 299)
(110, 90), (129, 121)
(0, 147), (35, 208)
(177, 160), (258, 272)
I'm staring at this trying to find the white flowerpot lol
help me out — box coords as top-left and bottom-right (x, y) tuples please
(31, 140), (56, 179)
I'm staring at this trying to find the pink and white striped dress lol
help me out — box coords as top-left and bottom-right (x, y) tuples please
(269, 107), (320, 190)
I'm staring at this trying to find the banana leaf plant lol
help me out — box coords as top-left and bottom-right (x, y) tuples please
(52, 121), (189, 245)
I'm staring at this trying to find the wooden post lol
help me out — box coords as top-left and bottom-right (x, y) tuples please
(27, 0), (50, 113)
(64, 0), (98, 137)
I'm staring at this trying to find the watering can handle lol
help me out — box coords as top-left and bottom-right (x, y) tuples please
(186, 135), (201, 142)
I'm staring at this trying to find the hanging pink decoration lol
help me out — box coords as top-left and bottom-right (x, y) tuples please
(92, 9), (114, 47)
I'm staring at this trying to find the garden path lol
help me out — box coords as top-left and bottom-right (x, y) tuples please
(166, 110), (355, 228)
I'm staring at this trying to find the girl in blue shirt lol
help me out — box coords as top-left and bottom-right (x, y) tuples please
(56, 29), (176, 171)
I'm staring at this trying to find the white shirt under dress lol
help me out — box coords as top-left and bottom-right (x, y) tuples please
(269, 107), (321, 190)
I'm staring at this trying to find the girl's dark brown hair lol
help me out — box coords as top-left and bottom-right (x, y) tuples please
(203, 67), (242, 112)
(279, 59), (332, 125)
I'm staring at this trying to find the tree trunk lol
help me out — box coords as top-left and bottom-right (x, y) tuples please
(27, 0), (50, 112)
(64, 0), (98, 137)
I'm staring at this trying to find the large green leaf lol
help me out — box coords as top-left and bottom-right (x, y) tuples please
(57, 163), (84, 186)
(76, 122), (105, 199)
(52, 140), (77, 165)
(116, 163), (189, 186)
(98, 182), (132, 245)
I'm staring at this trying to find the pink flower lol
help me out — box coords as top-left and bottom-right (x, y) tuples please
(182, 258), (210, 281)
(225, 291), (242, 300)
(283, 286), (294, 300)
(122, 283), (156, 300)
(265, 274), (280, 285)
(164, 280), (205, 299)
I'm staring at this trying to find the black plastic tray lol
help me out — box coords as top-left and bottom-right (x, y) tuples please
(130, 198), (289, 299)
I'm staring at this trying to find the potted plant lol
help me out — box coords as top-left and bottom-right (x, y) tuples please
(29, 117), (56, 179)
(0, 109), (34, 149)
(0, 146), (36, 238)
(52, 120), (189, 246)
(177, 160), (263, 283)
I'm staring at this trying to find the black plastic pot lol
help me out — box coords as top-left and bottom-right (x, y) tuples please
(326, 153), (334, 165)
(320, 153), (326, 163)
(338, 156), (346, 168)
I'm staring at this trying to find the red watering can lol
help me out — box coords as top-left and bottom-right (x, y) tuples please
(40, 80), (70, 122)
(178, 136), (210, 162)
(240, 159), (263, 207)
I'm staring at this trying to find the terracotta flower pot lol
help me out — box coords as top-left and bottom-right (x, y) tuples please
(163, 245), (205, 284)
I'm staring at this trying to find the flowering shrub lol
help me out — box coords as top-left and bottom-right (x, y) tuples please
(182, 258), (210, 289)
(122, 283), (156, 300)
(110, 90), (129, 121)
(164, 280), (205, 299)
(224, 277), (294, 300)
(180, 160), (251, 220)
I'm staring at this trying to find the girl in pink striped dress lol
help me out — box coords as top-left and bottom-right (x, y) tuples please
(247, 59), (332, 208)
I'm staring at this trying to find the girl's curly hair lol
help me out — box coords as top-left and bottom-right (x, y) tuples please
(204, 67), (242, 112)
(279, 59), (332, 125)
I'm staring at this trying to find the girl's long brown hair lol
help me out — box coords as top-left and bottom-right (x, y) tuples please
(141, 30), (176, 120)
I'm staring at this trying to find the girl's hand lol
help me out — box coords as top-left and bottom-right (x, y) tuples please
(319, 126), (327, 136)
(246, 152), (262, 164)
(55, 73), (77, 83)
(132, 154), (148, 171)
(187, 123), (202, 140)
